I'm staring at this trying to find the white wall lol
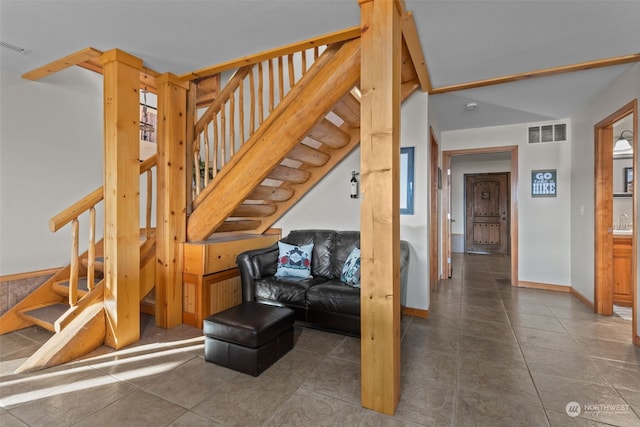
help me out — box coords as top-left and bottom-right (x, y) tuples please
(443, 121), (572, 286)
(275, 92), (431, 311)
(570, 63), (640, 339)
(0, 67), (104, 275)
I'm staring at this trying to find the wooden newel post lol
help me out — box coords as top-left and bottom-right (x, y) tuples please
(99, 49), (143, 349)
(156, 73), (188, 328)
(359, 0), (403, 415)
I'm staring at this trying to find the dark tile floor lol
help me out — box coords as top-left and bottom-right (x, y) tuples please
(1, 253), (639, 426)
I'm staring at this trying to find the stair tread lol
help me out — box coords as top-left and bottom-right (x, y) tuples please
(21, 303), (68, 325)
(55, 277), (101, 292)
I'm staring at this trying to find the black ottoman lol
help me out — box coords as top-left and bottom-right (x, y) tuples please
(203, 301), (295, 376)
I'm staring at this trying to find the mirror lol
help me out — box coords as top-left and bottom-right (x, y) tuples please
(613, 116), (634, 198)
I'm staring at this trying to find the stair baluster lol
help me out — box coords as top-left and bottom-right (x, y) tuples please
(87, 207), (96, 291)
(69, 219), (79, 306)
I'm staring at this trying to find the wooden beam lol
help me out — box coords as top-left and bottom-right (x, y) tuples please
(81, 56), (161, 93)
(179, 26), (361, 81)
(156, 73), (189, 329)
(23, 49), (160, 93)
(22, 47), (102, 80)
(359, 0), (402, 415)
(401, 11), (431, 92)
(430, 53), (640, 94)
(99, 49), (143, 349)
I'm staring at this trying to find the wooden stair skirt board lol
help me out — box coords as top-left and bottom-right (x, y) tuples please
(16, 302), (106, 373)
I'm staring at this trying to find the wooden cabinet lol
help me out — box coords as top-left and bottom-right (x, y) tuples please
(181, 232), (280, 327)
(612, 235), (633, 306)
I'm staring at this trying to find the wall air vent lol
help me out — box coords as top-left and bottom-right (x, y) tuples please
(528, 123), (567, 144)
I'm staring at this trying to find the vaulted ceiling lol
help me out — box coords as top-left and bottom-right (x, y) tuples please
(1, 0), (639, 131)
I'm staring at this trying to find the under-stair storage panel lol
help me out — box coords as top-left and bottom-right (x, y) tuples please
(182, 232), (281, 328)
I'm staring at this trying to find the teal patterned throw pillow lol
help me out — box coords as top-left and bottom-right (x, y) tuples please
(275, 242), (314, 278)
(340, 247), (361, 287)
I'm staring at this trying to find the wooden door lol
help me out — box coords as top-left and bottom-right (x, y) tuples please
(465, 173), (510, 254)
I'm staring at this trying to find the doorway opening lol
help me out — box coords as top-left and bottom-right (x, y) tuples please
(594, 99), (637, 343)
(442, 146), (518, 285)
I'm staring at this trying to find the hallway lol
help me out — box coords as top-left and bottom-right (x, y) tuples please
(1, 253), (639, 426)
(425, 252), (640, 425)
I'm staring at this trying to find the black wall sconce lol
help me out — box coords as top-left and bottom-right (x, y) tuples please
(350, 171), (359, 198)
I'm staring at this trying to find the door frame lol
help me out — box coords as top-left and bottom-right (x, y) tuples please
(442, 145), (519, 285)
(429, 127), (440, 287)
(594, 99), (637, 343)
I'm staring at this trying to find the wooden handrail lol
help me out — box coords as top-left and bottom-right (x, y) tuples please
(140, 153), (158, 173)
(49, 154), (158, 232)
(179, 26), (361, 81)
(49, 188), (103, 232)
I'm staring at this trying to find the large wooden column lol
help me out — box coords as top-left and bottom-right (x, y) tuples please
(359, 0), (402, 415)
(99, 49), (143, 349)
(155, 73), (188, 328)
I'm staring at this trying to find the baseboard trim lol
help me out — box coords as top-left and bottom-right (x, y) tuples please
(516, 280), (596, 310)
(569, 287), (595, 310)
(402, 307), (429, 318)
(516, 281), (570, 293)
(0, 267), (62, 283)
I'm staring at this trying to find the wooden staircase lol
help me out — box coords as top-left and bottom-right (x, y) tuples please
(187, 39), (363, 241)
(0, 231), (157, 372)
(0, 154), (158, 372)
(199, 88), (362, 237)
(1, 22), (426, 372)
(186, 34), (422, 241)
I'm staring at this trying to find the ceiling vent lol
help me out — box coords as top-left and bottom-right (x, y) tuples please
(528, 123), (567, 144)
(1, 40), (28, 54)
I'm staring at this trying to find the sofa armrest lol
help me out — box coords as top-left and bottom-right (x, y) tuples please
(399, 240), (411, 306)
(236, 243), (279, 301)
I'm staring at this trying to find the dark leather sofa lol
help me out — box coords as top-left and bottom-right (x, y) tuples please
(236, 230), (410, 335)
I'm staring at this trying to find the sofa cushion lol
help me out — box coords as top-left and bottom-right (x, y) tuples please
(275, 242), (313, 278)
(306, 280), (360, 316)
(330, 231), (360, 279)
(282, 230), (336, 279)
(340, 247), (361, 287)
(255, 276), (326, 306)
